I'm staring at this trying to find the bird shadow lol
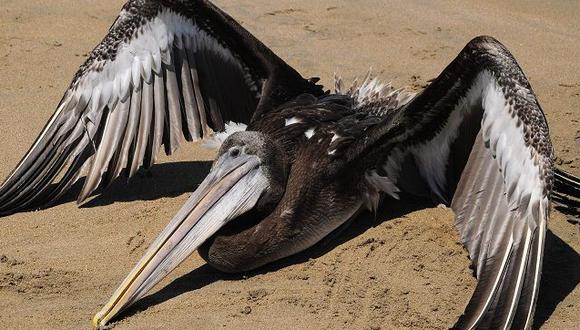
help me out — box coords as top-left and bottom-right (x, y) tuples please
(54, 160), (213, 208)
(534, 229), (580, 329)
(113, 197), (579, 329)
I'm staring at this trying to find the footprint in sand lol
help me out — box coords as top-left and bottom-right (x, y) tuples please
(1, 267), (77, 295)
(264, 8), (305, 16)
(126, 231), (146, 254)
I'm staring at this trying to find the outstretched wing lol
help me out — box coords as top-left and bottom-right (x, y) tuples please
(341, 36), (554, 329)
(0, 0), (321, 215)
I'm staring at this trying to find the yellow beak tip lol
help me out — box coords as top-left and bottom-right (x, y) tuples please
(91, 315), (103, 329)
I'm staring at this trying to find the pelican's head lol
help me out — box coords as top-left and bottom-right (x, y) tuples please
(214, 131), (288, 212)
(92, 131), (288, 328)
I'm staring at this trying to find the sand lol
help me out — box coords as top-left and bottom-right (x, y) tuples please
(0, 0), (578, 329)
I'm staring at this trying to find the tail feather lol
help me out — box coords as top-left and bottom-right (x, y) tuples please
(553, 168), (580, 216)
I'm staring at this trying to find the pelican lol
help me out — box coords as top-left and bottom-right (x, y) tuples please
(0, 0), (578, 329)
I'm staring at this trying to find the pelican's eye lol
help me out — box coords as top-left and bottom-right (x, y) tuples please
(229, 147), (241, 158)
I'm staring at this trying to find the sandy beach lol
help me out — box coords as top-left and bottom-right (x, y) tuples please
(0, 0), (578, 329)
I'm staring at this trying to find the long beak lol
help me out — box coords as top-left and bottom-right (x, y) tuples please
(92, 154), (268, 328)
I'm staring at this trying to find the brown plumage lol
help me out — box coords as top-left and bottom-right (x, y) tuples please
(0, 1), (577, 329)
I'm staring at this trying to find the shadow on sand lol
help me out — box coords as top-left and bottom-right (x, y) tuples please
(534, 230), (580, 328)
(47, 160), (213, 209)
(112, 194), (579, 329)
